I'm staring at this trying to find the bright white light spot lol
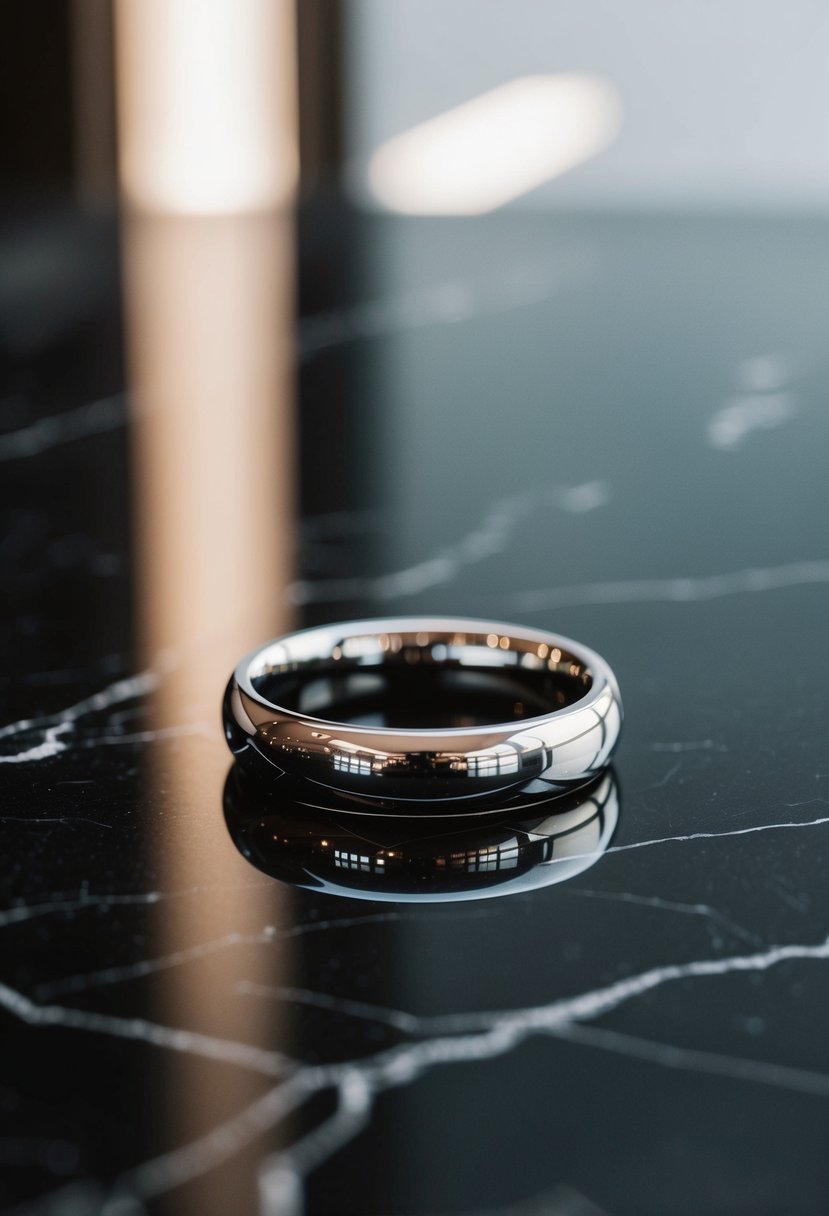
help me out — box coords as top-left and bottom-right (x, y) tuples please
(116, 0), (297, 214)
(707, 393), (799, 450)
(557, 480), (612, 513)
(368, 74), (620, 215)
(737, 354), (789, 393)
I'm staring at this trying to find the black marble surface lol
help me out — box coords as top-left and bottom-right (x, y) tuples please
(2, 200), (829, 1216)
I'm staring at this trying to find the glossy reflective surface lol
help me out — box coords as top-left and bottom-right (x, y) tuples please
(4, 203), (829, 1216)
(226, 618), (621, 806)
(224, 765), (620, 901)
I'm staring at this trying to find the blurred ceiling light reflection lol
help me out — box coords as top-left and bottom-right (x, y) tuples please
(115, 0), (297, 213)
(368, 74), (621, 215)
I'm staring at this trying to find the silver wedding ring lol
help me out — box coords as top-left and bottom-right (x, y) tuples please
(223, 617), (622, 812)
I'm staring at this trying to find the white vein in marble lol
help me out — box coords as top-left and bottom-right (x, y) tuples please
(0, 651), (206, 766)
(707, 392), (798, 450)
(561, 888), (761, 947)
(0, 980), (292, 1077)
(9, 907), (829, 1214)
(651, 740), (728, 753)
(552, 1021), (829, 1099)
(0, 395), (125, 463)
(707, 354), (799, 450)
(33, 909), (493, 999)
(0, 671), (159, 764)
(288, 480), (611, 607)
(297, 251), (595, 359)
(198, 934), (829, 1213)
(510, 557), (829, 613)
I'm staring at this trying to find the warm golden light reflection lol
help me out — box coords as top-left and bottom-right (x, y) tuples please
(117, 0), (298, 1186)
(121, 206), (296, 1214)
(115, 0), (297, 214)
(124, 213), (295, 659)
(368, 74), (621, 215)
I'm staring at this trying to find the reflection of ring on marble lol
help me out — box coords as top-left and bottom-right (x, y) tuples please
(223, 763), (620, 903)
(223, 617), (622, 812)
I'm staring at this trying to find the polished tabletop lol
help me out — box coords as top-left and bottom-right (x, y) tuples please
(2, 200), (829, 1216)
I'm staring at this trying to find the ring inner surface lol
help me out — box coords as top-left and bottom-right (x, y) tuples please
(250, 630), (592, 730)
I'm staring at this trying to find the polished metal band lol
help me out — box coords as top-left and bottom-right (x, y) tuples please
(223, 617), (622, 807)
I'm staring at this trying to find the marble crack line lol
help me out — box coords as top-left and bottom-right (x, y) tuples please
(651, 739), (729, 753)
(605, 812), (829, 859)
(0, 613), (323, 766)
(22, 804), (813, 926)
(33, 929), (284, 999)
(509, 558), (829, 613)
(11, 731), (225, 773)
(71, 722), (218, 748)
(0, 881), (274, 929)
(0, 723), (219, 769)
(239, 936), (829, 1212)
(107, 1020), (556, 1211)
(236, 935), (829, 1060)
(40, 936), (829, 1213)
(0, 980), (292, 1077)
(643, 760), (682, 791)
(384, 934), (829, 1039)
(258, 1072), (372, 1215)
(288, 479), (611, 607)
(367, 809), (829, 874)
(296, 252), (596, 360)
(0, 815), (113, 830)
(32, 910), (496, 999)
(0, 669), (160, 764)
(109, 1076), (313, 1208)
(550, 1021), (829, 1099)
(237, 982), (422, 1034)
(0, 890), (455, 935)
(0, 890), (166, 928)
(560, 888), (762, 947)
(36, 810), (815, 983)
(0, 723), (73, 764)
(0, 393), (125, 463)
(92, 1069), (372, 1214)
